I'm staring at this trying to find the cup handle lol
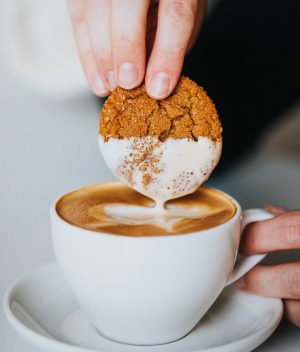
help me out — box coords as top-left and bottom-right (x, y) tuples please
(226, 209), (274, 286)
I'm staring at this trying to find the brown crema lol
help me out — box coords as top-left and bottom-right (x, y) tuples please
(99, 76), (222, 142)
(56, 183), (236, 237)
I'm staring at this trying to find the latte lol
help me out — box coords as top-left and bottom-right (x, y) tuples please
(56, 182), (236, 236)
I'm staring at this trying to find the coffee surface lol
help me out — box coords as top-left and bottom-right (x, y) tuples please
(56, 183), (236, 236)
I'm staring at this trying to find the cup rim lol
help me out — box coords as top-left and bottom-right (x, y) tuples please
(51, 181), (242, 240)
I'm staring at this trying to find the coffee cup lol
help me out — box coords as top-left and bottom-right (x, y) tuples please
(51, 184), (272, 345)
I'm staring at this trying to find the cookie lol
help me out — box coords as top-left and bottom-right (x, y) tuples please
(98, 76), (222, 204)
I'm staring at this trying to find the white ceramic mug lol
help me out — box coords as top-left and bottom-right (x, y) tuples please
(51, 184), (273, 345)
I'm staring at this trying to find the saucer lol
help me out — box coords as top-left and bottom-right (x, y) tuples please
(4, 263), (283, 352)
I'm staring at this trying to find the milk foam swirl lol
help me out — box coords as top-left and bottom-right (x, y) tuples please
(56, 183), (236, 236)
(88, 202), (221, 232)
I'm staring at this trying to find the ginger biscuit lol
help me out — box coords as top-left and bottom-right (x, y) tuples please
(98, 76), (222, 204)
(99, 76), (222, 142)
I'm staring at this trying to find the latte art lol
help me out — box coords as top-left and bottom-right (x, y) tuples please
(88, 202), (225, 232)
(56, 182), (236, 236)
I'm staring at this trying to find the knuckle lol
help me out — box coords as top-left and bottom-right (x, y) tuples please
(117, 36), (136, 49)
(85, 0), (99, 7)
(279, 213), (300, 246)
(94, 49), (112, 65)
(281, 267), (300, 297)
(154, 48), (185, 63)
(85, 0), (107, 17)
(166, 0), (196, 24)
(72, 15), (89, 38)
(115, 35), (140, 54)
(79, 52), (94, 66)
(72, 12), (86, 28)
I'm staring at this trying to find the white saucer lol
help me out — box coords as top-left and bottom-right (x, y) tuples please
(4, 263), (283, 352)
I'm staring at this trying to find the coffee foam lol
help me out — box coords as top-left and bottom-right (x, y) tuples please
(89, 203), (223, 232)
(56, 183), (236, 236)
(99, 136), (222, 207)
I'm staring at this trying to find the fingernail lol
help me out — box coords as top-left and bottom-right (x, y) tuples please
(235, 278), (245, 288)
(108, 71), (117, 91)
(118, 62), (138, 89)
(149, 72), (170, 99)
(94, 75), (108, 95)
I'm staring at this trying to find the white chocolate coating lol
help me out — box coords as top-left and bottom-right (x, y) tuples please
(99, 136), (222, 206)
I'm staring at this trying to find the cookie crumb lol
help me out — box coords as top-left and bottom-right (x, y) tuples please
(142, 174), (152, 187)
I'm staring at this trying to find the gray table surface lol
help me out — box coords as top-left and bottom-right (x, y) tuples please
(1, 61), (300, 351)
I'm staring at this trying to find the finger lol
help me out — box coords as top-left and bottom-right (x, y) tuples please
(145, 0), (198, 99)
(264, 204), (288, 216)
(240, 211), (300, 256)
(235, 262), (300, 299)
(85, 0), (116, 91)
(111, 0), (149, 89)
(67, 0), (109, 96)
(284, 299), (300, 328)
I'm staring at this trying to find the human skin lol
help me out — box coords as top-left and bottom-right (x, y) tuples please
(237, 206), (300, 328)
(67, 0), (206, 98)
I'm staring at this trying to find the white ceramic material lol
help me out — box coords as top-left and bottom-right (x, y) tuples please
(3, 263), (283, 352)
(50, 183), (273, 345)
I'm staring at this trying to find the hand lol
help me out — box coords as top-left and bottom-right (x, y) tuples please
(67, 0), (205, 98)
(237, 205), (300, 328)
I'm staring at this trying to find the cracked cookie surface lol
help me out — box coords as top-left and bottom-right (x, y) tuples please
(99, 76), (222, 142)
